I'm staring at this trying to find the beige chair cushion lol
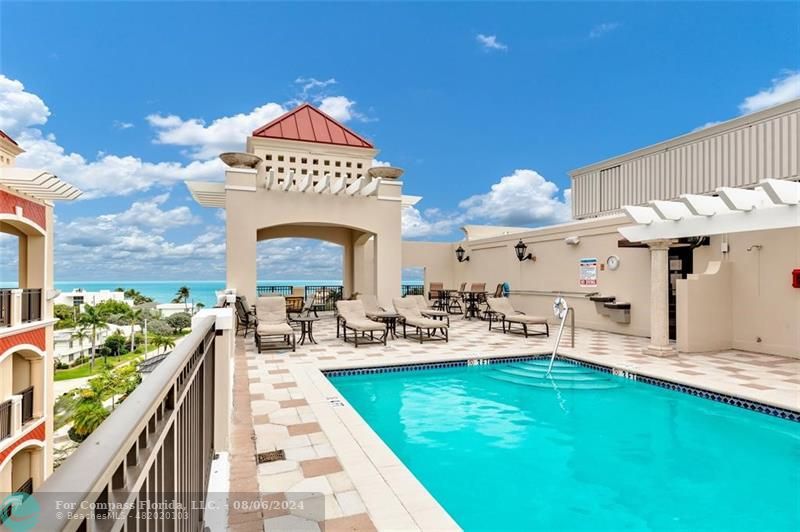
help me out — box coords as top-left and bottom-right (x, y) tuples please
(394, 298), (448, 329)
(257, 322), (294, 335)
(337, 300), (387, 332)
(409, 295), (448, 317)
(487, 297), (547, 324)
(356, 294), (383, 315)
(505, 314), (548, 325)
(256, 296), (288, 324)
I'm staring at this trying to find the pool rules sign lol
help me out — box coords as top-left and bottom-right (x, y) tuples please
(579, 258), (598, 287)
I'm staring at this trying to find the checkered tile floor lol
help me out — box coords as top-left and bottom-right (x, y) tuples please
(228, 313), (800, 531)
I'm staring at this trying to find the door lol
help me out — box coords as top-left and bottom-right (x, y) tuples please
(668, 246), (694, 340)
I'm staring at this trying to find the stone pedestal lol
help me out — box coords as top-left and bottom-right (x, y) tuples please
(644, 239), (677, 357)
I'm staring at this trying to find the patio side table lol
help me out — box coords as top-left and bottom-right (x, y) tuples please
(370, 312), (400, 340)
(290, 316), (319, 345)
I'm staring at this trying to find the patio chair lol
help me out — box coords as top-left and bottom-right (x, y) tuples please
(291, 286), (305, 297)
(429, 282), (444, 310)
(486, 297), (549, 338)
(336, 300), (387, 347)
(393, 297), (449, 344)
(234, 297), (256, 337)
(447, 282), (467, 314)
(254, 296), (296, 352)
(408, 295), (450, 325)
(301, 289), (326, 317)
(483, 284), (504, 321)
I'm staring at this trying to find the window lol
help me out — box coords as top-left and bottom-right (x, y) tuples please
(313, 159), (319, 165)
(278, 167), (284, 173)
(324, 160), (330, 166)
(301, 157), (308, 164)
(265, 154), (272, 161)
(278, 155), (284, 162)
(289, 156), (296, 163)
(266, 166), (272, 171)
(346, 161), (352, 168)
(346, 172), (352, 178)
(357, 173), (363, 178)
(301, 169), (307, 175)
(335, 172), (341, 177)
(313, 170), (319, 176)
(335, 161), (341, 167)
(357, 163), (363, 169)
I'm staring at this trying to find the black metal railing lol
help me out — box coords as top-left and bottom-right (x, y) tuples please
(20, 288), (42, 323)
(20, 386), (34, 424)
(0, 399), (11, 441)
(256, 285), (293, 297)
(401, 284), (424, 296)
(35, 315), (217, 531)
(17, 477), (33, 496)
(303, 285), (343, 311)
(0, 290), (10, 327)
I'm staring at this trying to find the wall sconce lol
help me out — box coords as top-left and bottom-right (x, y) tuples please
(514, 240), (535, 262)
(564, 235), (581, 246)
(455, 245), (470, 262)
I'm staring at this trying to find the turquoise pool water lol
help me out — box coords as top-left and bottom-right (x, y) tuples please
(329, 359), (800, 531)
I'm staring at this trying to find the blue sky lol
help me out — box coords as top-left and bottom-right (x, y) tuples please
(1, 1), (798, 282)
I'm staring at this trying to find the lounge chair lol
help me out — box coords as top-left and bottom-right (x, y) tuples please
(486, 297), (549, 338)
(234, 297), (256, 337)
(483, 284), (504, 320)
(408, 295), (450, 325)
(393, 297), (449, 343)
(356, 294), (386, 319)
(336, 300), (387, 347)
(255, 296), (296, 352)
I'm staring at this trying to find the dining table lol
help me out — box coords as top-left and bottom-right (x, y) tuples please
(460, 290), (487, 320)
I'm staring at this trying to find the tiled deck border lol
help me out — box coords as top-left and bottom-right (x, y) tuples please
(323, 354), (800, 422)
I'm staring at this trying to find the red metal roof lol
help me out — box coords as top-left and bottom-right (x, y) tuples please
(0, 129), (18, 146)
(252, 103), (374, 149)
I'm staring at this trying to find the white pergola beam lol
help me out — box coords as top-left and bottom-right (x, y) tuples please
(759, 178), (799, 205)
(313, 174), (331, 194)
(622, 205), (658, 225)
(649, 200), (692, 221)
(679, 194), (728, 216)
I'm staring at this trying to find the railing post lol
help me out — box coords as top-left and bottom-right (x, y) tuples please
(11, 395), (23, 435)
(10, 289), (22, 327)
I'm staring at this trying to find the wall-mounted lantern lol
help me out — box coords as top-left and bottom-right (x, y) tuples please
(455, 245), (470, 262)
(514, 240), (535, 262)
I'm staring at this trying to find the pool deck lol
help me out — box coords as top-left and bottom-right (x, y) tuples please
(228, 314), (800, 531)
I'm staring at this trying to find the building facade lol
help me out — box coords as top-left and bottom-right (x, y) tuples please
(0, 130), (80, 495)
(404, 100), (799, 359)
(53, 289), (131, 310)
(570, 99), (799, 219)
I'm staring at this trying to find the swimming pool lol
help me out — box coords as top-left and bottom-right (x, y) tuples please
(329, 358), (800, 531)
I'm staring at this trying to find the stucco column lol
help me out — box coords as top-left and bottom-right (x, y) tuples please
(644, 239), (677, 356)
(373, 232), (402, 309)
(343, 236), (354, 298)
(30, 357), (44, 418)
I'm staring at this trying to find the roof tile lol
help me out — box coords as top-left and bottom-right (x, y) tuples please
(253, 103), (373, 148)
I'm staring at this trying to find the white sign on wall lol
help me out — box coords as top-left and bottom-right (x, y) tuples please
(579, 258), (598, 287)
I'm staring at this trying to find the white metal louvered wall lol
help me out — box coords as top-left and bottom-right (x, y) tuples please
(571, 100), (800, 219)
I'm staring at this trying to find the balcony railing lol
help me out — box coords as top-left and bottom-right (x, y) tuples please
(256, 284), (343, 311)
(256, 285), (293, 297)
(0, 290), (10, 327)
(0, 399), (11, 441)
(36, 315), (217, 531)
(21, 288), (42, 323)
(0, 288), (43, 328)
(401, 284), (424, 296)
(20, 386), (34, 424)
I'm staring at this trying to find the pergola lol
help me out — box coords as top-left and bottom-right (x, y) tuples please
(619, 178), (799, 355)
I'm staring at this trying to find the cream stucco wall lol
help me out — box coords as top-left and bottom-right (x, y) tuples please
(404, 216), (653, 337)
(689, 228), (800, 357)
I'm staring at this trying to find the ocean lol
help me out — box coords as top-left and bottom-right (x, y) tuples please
(47, 280), (422, 308)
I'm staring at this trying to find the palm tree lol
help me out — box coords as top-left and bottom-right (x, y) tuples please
(160, 336), (176, 354)
(71, 379), (109, 439)
(79, 305), (108, 371)
(127, 307), (143, 351)
(71, 327), (90, 356)
(172, 286), (190, 304)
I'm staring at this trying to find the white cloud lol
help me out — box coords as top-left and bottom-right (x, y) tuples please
(294, 77), (337, 100)
(371, 159), (391, 168)
(476, 34), (508, 51)
(739, 71), (800, 115)
(402, 169), (571, 239)
(459, 169), (571, 226)
(257, 239), (342, 280)
(0, 75), (50, 136)
(319, 95), (360, 123)
(402, 206), (464, 239)
(147, 102), (287, 160)
(113, 120), (134, 130)
(589, 22), (621, 39)
(16, 128), (224, 199)
(54, 201), (226, 279)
